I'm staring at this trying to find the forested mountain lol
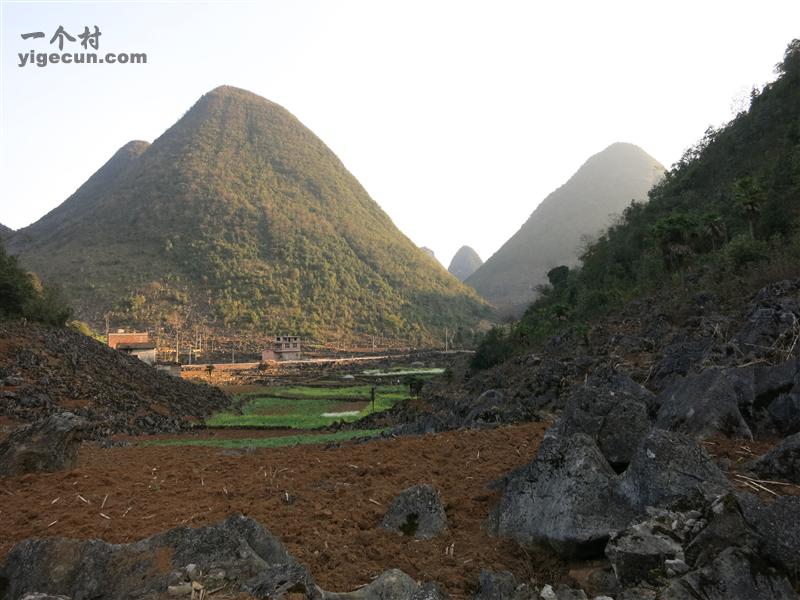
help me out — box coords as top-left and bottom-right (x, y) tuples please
(474, 39), (800, 368)
(9, 86), (489, 341)
(0, 224), (13, 239)
(448, 246), (483, 281)
(466, 143), (665, 313)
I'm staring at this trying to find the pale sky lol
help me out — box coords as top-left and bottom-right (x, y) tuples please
(1, 1), (798, 267)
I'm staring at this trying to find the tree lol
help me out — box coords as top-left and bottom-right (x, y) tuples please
(546, 265), (570, 288)
(0, 243), (72, 325)
(651, 213), (697, 270)
(733, 176), (765, 239)
(701, 213), (727, 251)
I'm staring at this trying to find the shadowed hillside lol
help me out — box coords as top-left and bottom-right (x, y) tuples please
(467, 143), (664, 313)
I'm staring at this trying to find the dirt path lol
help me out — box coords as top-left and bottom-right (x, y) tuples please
(0, 422), (558, 598)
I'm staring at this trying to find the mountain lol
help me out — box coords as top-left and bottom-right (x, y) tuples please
(473, 39), (800, 369)
(466, 143), (665, 312)
(9, 86), (488, 341)
(448, 246), (483, 281)
(0, 223), (13, 240)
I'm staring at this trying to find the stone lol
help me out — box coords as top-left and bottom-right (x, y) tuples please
(619, 429), (731, 511)
(664, 558), (689, 575)
(0, 412), (87, 476)
(322, 569), (419, 599)
(661, 547), (798, 600)
(748, 432), (800, 483)
(767, 393), (800, 434)
(185, 563), (201, 580)
(0, 514), (319, 600)
(655, 368), (753, 440)
(472, 569), (536, 600)
(738, 493), (800, 575)
(247, 562), (320, 598)
(167, 584), (192, 596)
(596, 400), (651, 470)
(540, 586), (556, 600)
(412, 582), (450, 600)
(491, 433), (634, 558)
(584, 568), (619, 598)
(605, 521), (683, 585)
(539, 585), (587, 600)
(381, 484), (447, 539)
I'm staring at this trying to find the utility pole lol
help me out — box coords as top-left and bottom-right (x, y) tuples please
(445, 327), (448, 352)
(104, 313), (110, 344)
(175, 333), (179, 364)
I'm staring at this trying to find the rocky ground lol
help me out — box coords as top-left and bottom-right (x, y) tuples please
(0, 423), (554, 598)
(0, 322), (231, 436)
(1, 278), (800, 598)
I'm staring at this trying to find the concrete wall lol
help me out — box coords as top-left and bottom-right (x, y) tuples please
(132, 348), (157, 365)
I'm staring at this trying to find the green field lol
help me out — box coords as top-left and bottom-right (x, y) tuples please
(143, 429), (384, 449)
(266, 384), (409, 400)
(361, 367), (445, 377)
(205, 384), (409, 429)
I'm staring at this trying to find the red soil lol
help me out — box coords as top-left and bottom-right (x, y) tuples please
(0, 422), (563, 598)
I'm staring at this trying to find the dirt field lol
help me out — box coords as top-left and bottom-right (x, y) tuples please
(0, 422), (562, 598)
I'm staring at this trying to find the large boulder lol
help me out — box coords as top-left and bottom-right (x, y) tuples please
(748, 432), (800, 483)
(766, 392), (800, 434)
(380, 484), (447, 539)
(619, 429), (731, 511)
(490, 433), (634, 557)
(738, 493), (800, 575)
(555, 375), (653, 470)
(660, 547), (798, 600)
(0, 514), (320, 600)
(735, 280), (800, 355)
(650, 337), (713, 391)
(655, 368), (754, 439)
(0, 412), (87, 476)
(685, 492), (800, 576)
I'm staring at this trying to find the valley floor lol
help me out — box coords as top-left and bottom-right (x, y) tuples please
(0, 422), (555, 598)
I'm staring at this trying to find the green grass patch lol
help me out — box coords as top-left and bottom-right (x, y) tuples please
(267, 384), (408, 400)
(143, 428), (384, 449)
(206, 384), (407, 429)
(361, 367), (445, 377)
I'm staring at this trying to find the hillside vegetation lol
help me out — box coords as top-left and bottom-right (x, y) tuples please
(9, 86), (489, 342)
(466, 143), (665, 313)
(473, 40), (800, 369)
(0, 243), (71, 326)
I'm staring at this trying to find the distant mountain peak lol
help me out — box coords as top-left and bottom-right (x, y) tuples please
(448, 246), (483, 281)
(11, 86), (488, 339)
(466, 143), (665, 312)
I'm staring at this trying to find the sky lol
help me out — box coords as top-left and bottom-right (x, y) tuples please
(1, 1), (799, 268)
